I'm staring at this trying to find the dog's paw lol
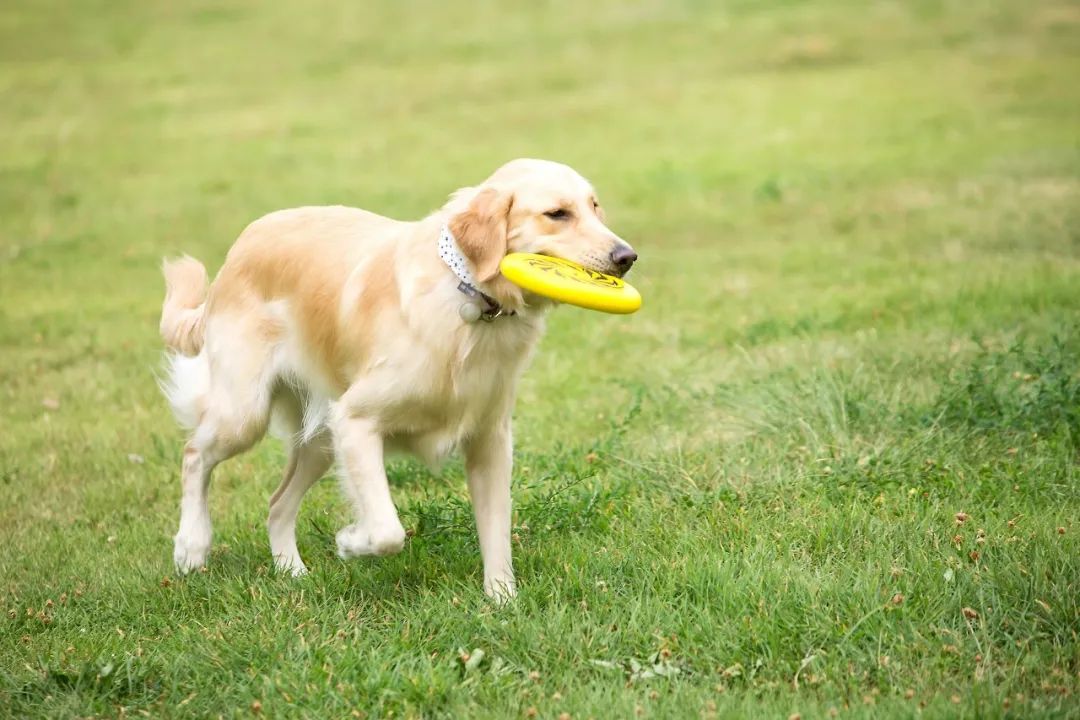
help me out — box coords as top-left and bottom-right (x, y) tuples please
(173, 532), (210, 574)
(484, 574), (517, 605)
(336, 520), (407, 559)
(273, 553), (308, 577)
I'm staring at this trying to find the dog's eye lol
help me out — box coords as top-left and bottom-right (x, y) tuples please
(544, 209), (570, 220)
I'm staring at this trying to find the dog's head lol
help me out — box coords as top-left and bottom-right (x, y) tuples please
(447, 159), (637, 288)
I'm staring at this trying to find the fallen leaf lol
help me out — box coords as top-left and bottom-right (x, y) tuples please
(464, 648), (485, 672)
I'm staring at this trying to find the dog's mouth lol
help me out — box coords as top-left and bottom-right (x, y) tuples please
(586, 261), (630, 279)
(535, 251), (626, 278)
(606, 264), (630, 279)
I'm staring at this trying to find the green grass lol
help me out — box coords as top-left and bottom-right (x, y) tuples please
(2, 0), (1079, 717)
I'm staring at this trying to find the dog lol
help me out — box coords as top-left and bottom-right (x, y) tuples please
(158, 158), (637, 599)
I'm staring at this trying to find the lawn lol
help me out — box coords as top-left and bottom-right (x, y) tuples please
(1, 0), (1078, 717)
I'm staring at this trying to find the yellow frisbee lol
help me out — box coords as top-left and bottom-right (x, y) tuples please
(499, 253), (642, 314)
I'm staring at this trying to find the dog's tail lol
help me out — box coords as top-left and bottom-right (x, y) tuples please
(160, 256), (208, 356)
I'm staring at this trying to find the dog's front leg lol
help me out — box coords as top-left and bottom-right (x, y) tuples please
(330, 412), (406, 559)
(465, 415), (516, 601)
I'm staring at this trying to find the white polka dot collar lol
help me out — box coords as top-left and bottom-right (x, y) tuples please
(438, 225), (481, 289)
(437, 225), (513, 322)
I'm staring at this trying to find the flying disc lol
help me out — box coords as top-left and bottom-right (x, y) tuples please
(499, 253), (642, 314)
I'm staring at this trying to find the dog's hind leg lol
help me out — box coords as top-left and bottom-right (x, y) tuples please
(267, 430), (333, 575)
(172, 323), (276, 574)
(174, 410), (271, 573)
(173, 430), (225, 574)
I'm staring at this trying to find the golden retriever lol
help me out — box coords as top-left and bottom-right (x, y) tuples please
(159, 158), (637, 599)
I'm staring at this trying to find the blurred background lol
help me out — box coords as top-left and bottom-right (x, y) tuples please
(4, 1), (1075, 443)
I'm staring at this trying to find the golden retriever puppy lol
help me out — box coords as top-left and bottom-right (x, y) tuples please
(159, 158), (637, 599)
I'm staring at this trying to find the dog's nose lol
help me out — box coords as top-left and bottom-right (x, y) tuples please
(610, 245), (638, 272)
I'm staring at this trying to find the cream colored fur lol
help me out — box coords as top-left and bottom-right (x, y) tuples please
(159, 158), (636, 599)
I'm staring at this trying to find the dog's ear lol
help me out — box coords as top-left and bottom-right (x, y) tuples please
(448, 187), (512, 283)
